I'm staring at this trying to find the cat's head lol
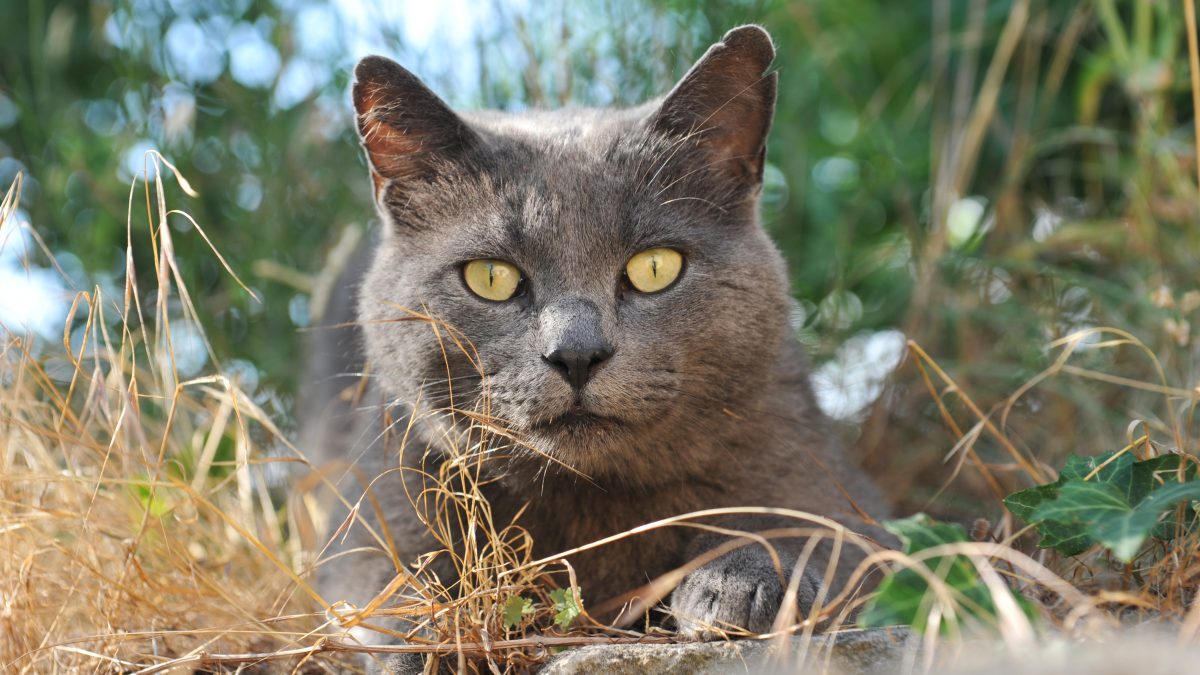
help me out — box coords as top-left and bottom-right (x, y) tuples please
(352, 26), (792, 482)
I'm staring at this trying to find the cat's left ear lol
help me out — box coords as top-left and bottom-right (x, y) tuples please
(648, 25), (777, 190)
(353, 56), (481, 197)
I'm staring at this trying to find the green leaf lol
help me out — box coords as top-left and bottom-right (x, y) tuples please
(1059, 451), (1130, 484)
(1031, 480), (1131, 524)
(549, 587), (582, 630)
(859, 514), (1035, 633)
(1089, 512), (1150, 562)
(1003, 484), (1059, 522)
(885, 513), (972, 551)
(1032, 521), (1094, 556)
(502, 595), (534, 630)
(1090, 480), (1200, 562)
(1006, 452), (1200, 559)
(1128, 455), (1196, 506)
(1026, 480), (1130, 557)
(1004, 451), (1131, 524)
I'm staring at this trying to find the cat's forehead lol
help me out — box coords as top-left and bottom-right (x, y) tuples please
(456, 109), (678, 249)
(406, 104), (731, 282)
(450, 165), (656, 275)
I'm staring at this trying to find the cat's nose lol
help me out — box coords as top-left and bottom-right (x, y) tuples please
(539, 297), (614, 391)
(544, 344), (614, 391)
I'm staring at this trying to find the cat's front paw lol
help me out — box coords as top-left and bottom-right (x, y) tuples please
(669, 548), (820, 639)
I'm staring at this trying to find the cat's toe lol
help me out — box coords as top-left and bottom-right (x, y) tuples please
(670, 550), (819, 639)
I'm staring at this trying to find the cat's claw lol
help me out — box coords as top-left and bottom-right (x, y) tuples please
(670, 549), (820, 639)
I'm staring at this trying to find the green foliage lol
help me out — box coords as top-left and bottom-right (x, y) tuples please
(498, 588), (581, 632)
(501, 594), (534, 630)
(4, 0), (1200, 533)
(1005, 452), (1200, 562)
(859, 514), (1034, 633)
(548, 587), (582, 631)
(129, 481), (175, 519)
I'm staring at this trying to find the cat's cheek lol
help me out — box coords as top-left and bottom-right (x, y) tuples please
(484, 356), (573, 418)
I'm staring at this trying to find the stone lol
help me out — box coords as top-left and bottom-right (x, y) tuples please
(539, 628), (916, 674)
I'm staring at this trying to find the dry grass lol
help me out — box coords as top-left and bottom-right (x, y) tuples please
(0, 159), (657, 673)
(3, 155), (1199, 675)
(4, 4), (1200, 664)
(904, 332), (1200, 630)
(0, 161), (338, 673)
(0, 161), (796, 672)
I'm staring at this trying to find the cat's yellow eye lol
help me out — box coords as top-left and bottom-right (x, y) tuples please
(463, 259), (522, 301)
(625, 247), (683, 294)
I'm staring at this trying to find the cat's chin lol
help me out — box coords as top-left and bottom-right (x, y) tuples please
(527, 408), (622, 434)
(515, 407), (642, 467)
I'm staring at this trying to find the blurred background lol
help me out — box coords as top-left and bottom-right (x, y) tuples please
(1, 0), (1198, 519)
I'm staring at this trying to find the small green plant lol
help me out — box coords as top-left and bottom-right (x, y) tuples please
(549, 587), (583, 631)
(1005, 450), (1200, 562)
(499, 587), (581, 633)
(501, 595), (535, 630)
(860, 514), (1033, 633)
(129, 481), (176, 519)
(863, 450), (1200, 633)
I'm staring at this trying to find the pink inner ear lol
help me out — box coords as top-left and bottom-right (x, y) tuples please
(351, 62), (479, 195)
(356, 91), (430, 187)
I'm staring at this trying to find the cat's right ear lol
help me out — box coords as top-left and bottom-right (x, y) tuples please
(646, 26), (777, 192)
(353, 56), (480, 197)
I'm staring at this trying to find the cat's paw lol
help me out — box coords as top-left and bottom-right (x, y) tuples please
(669, 548), (820, 639)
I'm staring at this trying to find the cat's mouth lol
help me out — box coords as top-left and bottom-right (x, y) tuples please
(528, 408), (620, 433)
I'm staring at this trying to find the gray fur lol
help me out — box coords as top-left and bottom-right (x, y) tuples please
(302, 25), (894, 672)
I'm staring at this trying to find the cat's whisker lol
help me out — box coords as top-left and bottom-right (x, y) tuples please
(658, 196), (728, 214)
(414, 377), (487, 396)
(306, 371), (375, 392)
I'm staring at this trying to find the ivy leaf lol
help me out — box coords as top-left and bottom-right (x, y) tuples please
(1004, 451), (1132, 523)
(1128, 455), (1196, 506)
(1090, 480), (1200, 562)
(1006, 454), (1134, 557)
(549, 587), (582, 631)
(1032, 520), (1094, 556)
(1003, 483), (1059, 522)
(1058, 451), (1131, 484)
(502, 595), (534, 630)
(1012, 462), (1200, 563)
(1031, 480), (1132, 524)
(1027, 480), (1130, 557)
(859, 514), (1034, 633)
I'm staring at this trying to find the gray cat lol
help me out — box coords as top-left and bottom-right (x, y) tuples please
(301, 25), (894, 673)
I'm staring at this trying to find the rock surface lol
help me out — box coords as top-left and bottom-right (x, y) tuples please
(539, 629), (916, 674)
